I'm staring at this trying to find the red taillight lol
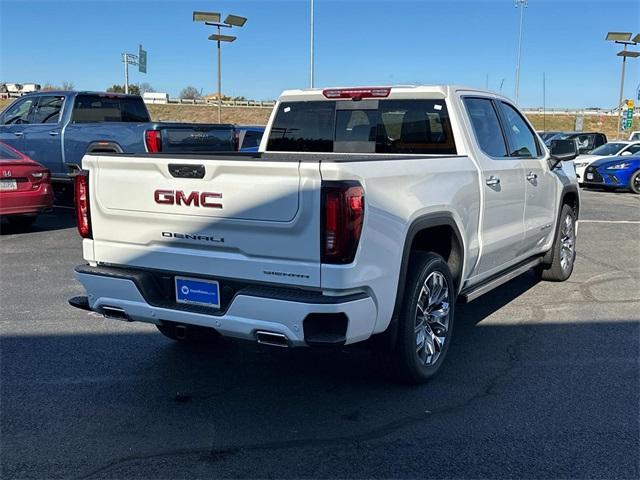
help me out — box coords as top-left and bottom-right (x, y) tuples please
(322, 87), (391, 100)
(74, 173), (92, 238)
(145, 129), (162, 152)
(30, 170), (50, 187)
(321, 181), (365, 264)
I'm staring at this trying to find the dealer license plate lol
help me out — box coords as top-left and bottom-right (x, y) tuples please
(175, 276), (220, 308)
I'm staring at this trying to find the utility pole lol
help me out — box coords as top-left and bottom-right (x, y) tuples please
(310, 0), (315, 88)
(543, 72), (546, 132)
(123, 53), (129, 94)
(514, 0), (528, 105)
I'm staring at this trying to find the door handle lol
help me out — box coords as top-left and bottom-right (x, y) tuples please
(485, 176), (501, 187)
(526, 171), (538, 182)
(49, 131), (60, 136)
(13, 132), (23, 137)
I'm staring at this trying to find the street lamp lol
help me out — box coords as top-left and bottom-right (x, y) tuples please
(606, 31), (639, 139)
(514, 0), (528, 105)
(193, 11), (247, 123)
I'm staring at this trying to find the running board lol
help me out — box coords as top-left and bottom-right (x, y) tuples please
(459, 257), (543, 303)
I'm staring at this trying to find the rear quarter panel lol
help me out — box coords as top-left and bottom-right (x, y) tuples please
(320, 155), (481, 334)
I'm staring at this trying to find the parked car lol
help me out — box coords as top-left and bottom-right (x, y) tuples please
(0, 141), (53, 227)
(69, 85), (580, 383)
(0, 91), (239, 185)
(574, 141), (640, 182)
(629, 131), (640, 141)
(545, 132), (607, 154)
(582, 154), (640, 193)
(237, 125), (265, 152)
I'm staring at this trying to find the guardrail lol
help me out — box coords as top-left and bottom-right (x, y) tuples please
(522, 107), (639, 116)
(155, 98), (277, 108)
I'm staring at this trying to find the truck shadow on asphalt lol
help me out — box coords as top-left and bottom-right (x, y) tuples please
(2, 271), (638, 478)
(0, 208), (76, 236)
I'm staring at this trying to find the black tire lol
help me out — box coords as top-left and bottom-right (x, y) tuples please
(629, 170), (640, 194)
(394, 252), (455, 383)
(7, 215), (37, 229)
(156, 322), (223, 343)
(537, 204), (576, 282)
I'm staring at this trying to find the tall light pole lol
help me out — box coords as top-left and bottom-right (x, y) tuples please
(193, 11), (247, 123)
(310, 0), (315, 88)
(606, 32), (639, 139)
(514, 0), (528, 105)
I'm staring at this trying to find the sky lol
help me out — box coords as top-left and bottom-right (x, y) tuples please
(1, 0), (639, 108)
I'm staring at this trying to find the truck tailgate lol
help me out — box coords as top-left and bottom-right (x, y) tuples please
(159, 124), (236, 152)
(84, 154), (321, 288)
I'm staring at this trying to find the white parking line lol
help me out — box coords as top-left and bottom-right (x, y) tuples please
(579, 220), (640, 224)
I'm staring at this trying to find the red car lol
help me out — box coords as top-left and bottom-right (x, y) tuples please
(0, 142), (54, 228)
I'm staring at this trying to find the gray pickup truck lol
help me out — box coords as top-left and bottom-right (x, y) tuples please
(0, 91), (237, 183)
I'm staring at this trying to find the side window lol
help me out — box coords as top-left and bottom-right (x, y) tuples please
(596, 135), (606, 147)
(375, 100), (456, 154)
(0, 98), (35, 125)
(31, 96), (65, 124)
(498, 102), (540, 158)
(463, 97), (508, 157)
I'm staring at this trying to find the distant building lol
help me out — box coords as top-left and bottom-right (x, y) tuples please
(143, 92), (169, 104)
(3, 83), (41, 97)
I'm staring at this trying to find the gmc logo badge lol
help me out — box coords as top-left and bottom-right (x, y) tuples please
(154, 189), (223, 209)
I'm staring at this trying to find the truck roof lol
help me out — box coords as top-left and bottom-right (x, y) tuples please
(278, 85), (512, 102)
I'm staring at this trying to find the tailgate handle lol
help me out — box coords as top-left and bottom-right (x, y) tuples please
(168, 164), (205, 179)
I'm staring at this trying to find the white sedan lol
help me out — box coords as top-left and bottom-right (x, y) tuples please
(574, 141), (640, 182)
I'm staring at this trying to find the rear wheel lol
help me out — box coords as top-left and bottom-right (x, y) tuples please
(394, 252), (455, 383)
(7, 215), (37, 229)
(156, 322), (223, 343)
(537, 204), (576, 282)
(629, 170), (640, 194)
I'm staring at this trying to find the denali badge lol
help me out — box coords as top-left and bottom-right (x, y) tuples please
(154, 189), (222, 208)
(162, 232), (224, 243)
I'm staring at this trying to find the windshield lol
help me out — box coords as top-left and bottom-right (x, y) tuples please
(590, 143), (626, 156)
(267, 99), (457, 154)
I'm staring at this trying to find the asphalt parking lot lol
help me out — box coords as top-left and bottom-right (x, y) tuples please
(1, 188), (639, 479)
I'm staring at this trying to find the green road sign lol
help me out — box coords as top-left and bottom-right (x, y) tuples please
(138, 45), (147, 73)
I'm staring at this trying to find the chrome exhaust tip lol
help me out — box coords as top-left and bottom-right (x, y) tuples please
(101, 306), (131, 322)
(255, 330), (289, 348)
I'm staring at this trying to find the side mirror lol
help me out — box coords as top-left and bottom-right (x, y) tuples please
(549, 139), (577, 168)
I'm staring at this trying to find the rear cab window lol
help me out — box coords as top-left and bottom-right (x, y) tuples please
(266, 98), (456, 154)
(71, 94), (151, 123)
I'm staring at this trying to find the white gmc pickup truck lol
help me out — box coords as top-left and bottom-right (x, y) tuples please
(69, 85), (580, 382)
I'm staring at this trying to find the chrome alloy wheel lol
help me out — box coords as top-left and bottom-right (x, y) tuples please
(634, 173), (640, 190)
(560, 213), (575, 272)
(415, 271), (450, 366)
